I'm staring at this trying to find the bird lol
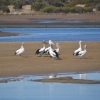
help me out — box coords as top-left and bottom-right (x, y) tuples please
(54, 42), (60, 53)
(14, 42), (25, 56)
(48, 40), (59, 59)
(73, 40), (82, 56)
(35, 40), (47, 56)
(44, 46), (51, 55)
(76, 44), (87, 58)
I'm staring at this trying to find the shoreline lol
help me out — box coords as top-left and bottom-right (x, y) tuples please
(0, 14), (100, 28)
(0, 42), (100, 78)
(0, 21), (100, 28)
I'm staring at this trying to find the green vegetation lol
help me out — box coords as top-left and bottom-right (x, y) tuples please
(31, 2), (46, 11)
(0, 6), (10, 13)
(13, 1), (23, 9)
(0, 0), (100, 13)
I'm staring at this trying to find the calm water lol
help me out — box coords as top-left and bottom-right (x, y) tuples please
(0, 72), (100, 100)
(0, 28), (100, 42)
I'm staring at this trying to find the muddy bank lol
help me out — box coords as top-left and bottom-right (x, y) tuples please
(0, 14), (100, 28)
(31, 77), (100, 84)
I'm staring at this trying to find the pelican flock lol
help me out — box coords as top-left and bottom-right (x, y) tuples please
(14, 42), (25, 56)
(14, 40), (87, 59)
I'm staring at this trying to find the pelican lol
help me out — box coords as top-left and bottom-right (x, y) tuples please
(76, 44), (87, 58)
(44, 46), (51, 55)
(48, 40), (59, 59)
(35, 40), (47, 56)
(14, 42), (25, 56)
(54, 42), (60, 53)
(73, 40), (82, 56)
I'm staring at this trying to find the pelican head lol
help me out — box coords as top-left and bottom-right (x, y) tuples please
(42, 40), (48, 44)
(79, 40), (82, 44)
(56, 42), (60, 48)
(49, 40), (54, 45)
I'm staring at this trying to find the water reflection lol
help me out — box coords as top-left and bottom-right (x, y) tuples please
(0, 72), (100, 100)
(79, 74), (87, 79)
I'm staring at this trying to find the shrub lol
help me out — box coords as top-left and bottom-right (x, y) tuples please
(70, 7), (76, 13)
(62, 7), (70, 13)
(75, 7), (84, 13)
(31, 2), (46, 11)
(0, 6), (10, 13)
(14, 1), (23, 9)
(83, 7), (93, 12)
(41, 6), (55, 13)
(54, 7), (62, 13)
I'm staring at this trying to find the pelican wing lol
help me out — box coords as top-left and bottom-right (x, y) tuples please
(39, 47), (45, 52)
(15, 48), (24, 55)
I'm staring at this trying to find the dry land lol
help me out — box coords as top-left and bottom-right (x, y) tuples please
(0, 42), (100, 78)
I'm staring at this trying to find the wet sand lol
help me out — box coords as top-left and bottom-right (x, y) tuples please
(0, 14), (100, 23)
(0, 42), (100, 78)
(32, 77), (100, 84)
(0, 14), (100, 28)
(0, 32), (18, 36)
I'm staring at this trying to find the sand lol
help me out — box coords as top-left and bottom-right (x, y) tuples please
(0, 14), (100, 23)
(0, 42), (100, 78)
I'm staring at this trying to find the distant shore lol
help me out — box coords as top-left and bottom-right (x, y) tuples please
(0, 13), (100, 28)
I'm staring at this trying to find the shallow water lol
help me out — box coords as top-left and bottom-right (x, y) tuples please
(0, 28), (100, 42)
(0, 72), (100, 100)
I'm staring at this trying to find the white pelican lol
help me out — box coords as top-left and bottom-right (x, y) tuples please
(76, 45), (87, 58)
(44, 46), (51, 55)
(73, 40), (82, 56)
(15, 42), (25, 56)
(54, 42), (60, 53)
(48, 40), (59, 59)
(35, 40), (47, 56)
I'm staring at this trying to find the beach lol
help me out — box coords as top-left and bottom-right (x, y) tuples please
(0, 42), (100, 78)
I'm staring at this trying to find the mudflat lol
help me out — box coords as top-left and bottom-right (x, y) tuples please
(0, 14), (100, 23)
(0, 42), (100, 78)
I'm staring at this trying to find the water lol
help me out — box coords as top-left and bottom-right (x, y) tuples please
(0, 72), (100, 100)
(0, 28), (100, 42)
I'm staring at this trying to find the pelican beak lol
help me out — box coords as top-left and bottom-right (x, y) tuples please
(51, 42), (54, 45)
